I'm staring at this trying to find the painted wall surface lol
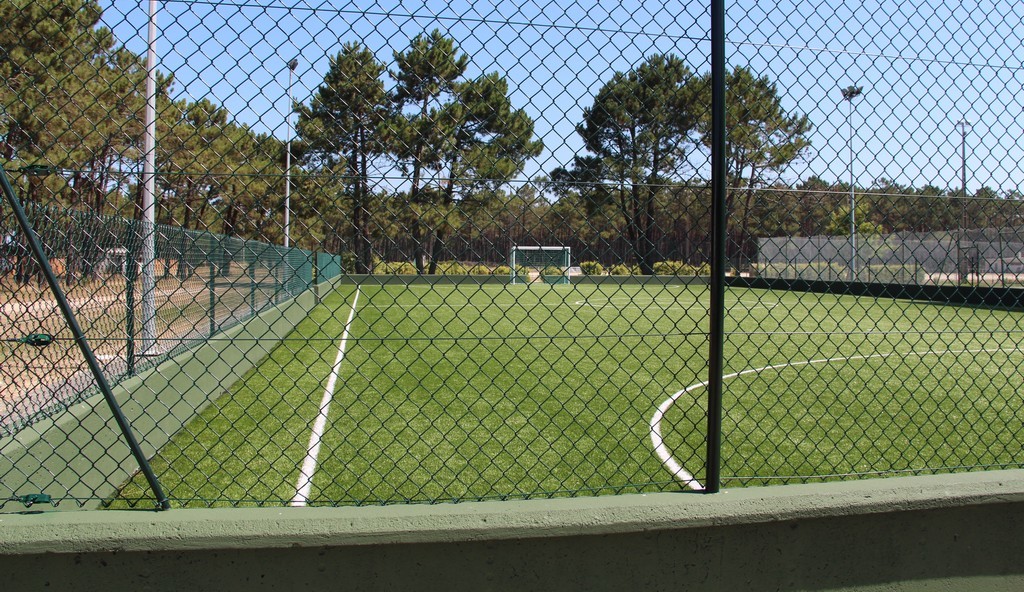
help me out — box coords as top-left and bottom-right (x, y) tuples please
(2, 470), (1023, 591)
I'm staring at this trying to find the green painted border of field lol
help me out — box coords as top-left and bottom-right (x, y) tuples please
(0, 278), (342, 510)
(730, 276), (1024, 309)
(3, 471), (1024, 590)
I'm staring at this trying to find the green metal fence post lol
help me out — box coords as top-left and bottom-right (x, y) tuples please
(248, 243), (256, 316)
(124, 219), (138, 376)
(208, 234), (217, 337)
(273, 247), (281, 305)
(705, 0), (727, 494)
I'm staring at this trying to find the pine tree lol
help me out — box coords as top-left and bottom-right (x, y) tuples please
(389, 30), (540, 273)
(297, 42), (387, 273)
(551, 54), (700, 275)
(695, 66), (812, 267)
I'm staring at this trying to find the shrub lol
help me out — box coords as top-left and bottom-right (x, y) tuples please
(374, 261), (416, 275)
(468, 264), (491, 275)
(609, 264), (630, 276)
(690, 263), (711, 276)
(436, 261), (469, 274)
(339, 251), (357, 273)
(580, 260), (604, 275)
(652, 261), (712, 276)
(541, 265), (564, 277)
(492, 265), (511, 276)
(652, 260), (679, 275)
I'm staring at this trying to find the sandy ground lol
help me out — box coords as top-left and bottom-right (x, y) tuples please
(1, 275), (273, 434)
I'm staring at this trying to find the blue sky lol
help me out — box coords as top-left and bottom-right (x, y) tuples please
(103, 0), (1024, 195)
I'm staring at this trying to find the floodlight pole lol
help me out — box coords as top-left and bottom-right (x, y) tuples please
(284, 58), (297, 248)
(841, 85), (863, 282)
(956, 119), (971, 284)
(140, 0), (159, 355)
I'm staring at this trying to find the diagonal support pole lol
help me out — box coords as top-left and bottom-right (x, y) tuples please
(0, 166), (170, 510)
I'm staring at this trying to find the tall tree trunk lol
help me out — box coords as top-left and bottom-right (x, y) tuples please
(409, 98), (430, 274)
(411, 213), (428, 273)
(638, 184), (657, 275)
(637, 149), (661, 275)
(357, 174), (372, 273)
(427, 168), (459, 274)
(352, 132), (372, 274)
(616, 183), (639, 271)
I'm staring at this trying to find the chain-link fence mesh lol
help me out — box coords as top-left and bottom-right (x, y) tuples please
(1, 197), (331, 434)
(2, 0), (1023, 509)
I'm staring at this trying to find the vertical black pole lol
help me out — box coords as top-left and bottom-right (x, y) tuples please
(1000, 232), (1004, 288)
(248, 243), (256, 316)
(706, 0), (727, 494)
(273, 249), (281, 305)
(0, 167), (170, 510)
(208, 235), (217, 337)
(124, 220), (138, 376)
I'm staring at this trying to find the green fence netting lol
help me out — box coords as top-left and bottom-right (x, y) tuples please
(2, 0), (1024, 509)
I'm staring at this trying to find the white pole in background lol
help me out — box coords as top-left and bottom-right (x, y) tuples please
(956, 119), (971, 284)
(284, 58), (297, 248)
(140, 0), (159, 355)
(841, 85), (863, 282)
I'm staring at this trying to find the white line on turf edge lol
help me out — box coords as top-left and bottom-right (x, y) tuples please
(291, 286), (361, 507)
(649, 345), (1021, 492)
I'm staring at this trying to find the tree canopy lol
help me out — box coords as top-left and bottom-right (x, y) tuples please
(551, 54), (700, 274)
(6, 7), (1004, 281)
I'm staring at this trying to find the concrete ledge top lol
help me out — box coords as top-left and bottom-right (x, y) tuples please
(3, 470), (1024, 555)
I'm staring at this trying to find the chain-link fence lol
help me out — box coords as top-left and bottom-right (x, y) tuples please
(2, 0), (1024, 510)
(1, 197), (333, 435)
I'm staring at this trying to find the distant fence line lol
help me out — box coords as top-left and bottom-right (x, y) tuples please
(758, 229), (1024, 284)
(1, 200), (342, 435)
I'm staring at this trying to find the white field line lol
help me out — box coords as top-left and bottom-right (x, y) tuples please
(649, 345), (1022, 492)
(291, 286), (361, 507)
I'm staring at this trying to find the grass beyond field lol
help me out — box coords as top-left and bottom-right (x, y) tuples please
(112, 280), (1024, 507)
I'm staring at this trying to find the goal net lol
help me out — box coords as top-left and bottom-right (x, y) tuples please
(510, 245), (571, 284)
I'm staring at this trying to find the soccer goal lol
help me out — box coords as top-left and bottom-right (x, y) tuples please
(510, 245), (571, 284)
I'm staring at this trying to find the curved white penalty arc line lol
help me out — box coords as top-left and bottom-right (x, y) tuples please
(649, 345), (1022, 492)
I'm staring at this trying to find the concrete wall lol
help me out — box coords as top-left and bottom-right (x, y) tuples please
(3, 470), (1023, 591)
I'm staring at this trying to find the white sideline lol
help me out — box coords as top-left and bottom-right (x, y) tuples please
(650, 345), (1021, 492)
(291, 287), (361, 507)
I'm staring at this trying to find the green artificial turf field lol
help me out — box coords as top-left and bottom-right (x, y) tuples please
(113, 280), (1024, 507)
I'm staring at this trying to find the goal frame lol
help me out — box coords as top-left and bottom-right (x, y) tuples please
(509, 245), (571, 284)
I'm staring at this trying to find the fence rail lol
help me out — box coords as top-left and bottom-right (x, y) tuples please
(3, 0), (1024, 509)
